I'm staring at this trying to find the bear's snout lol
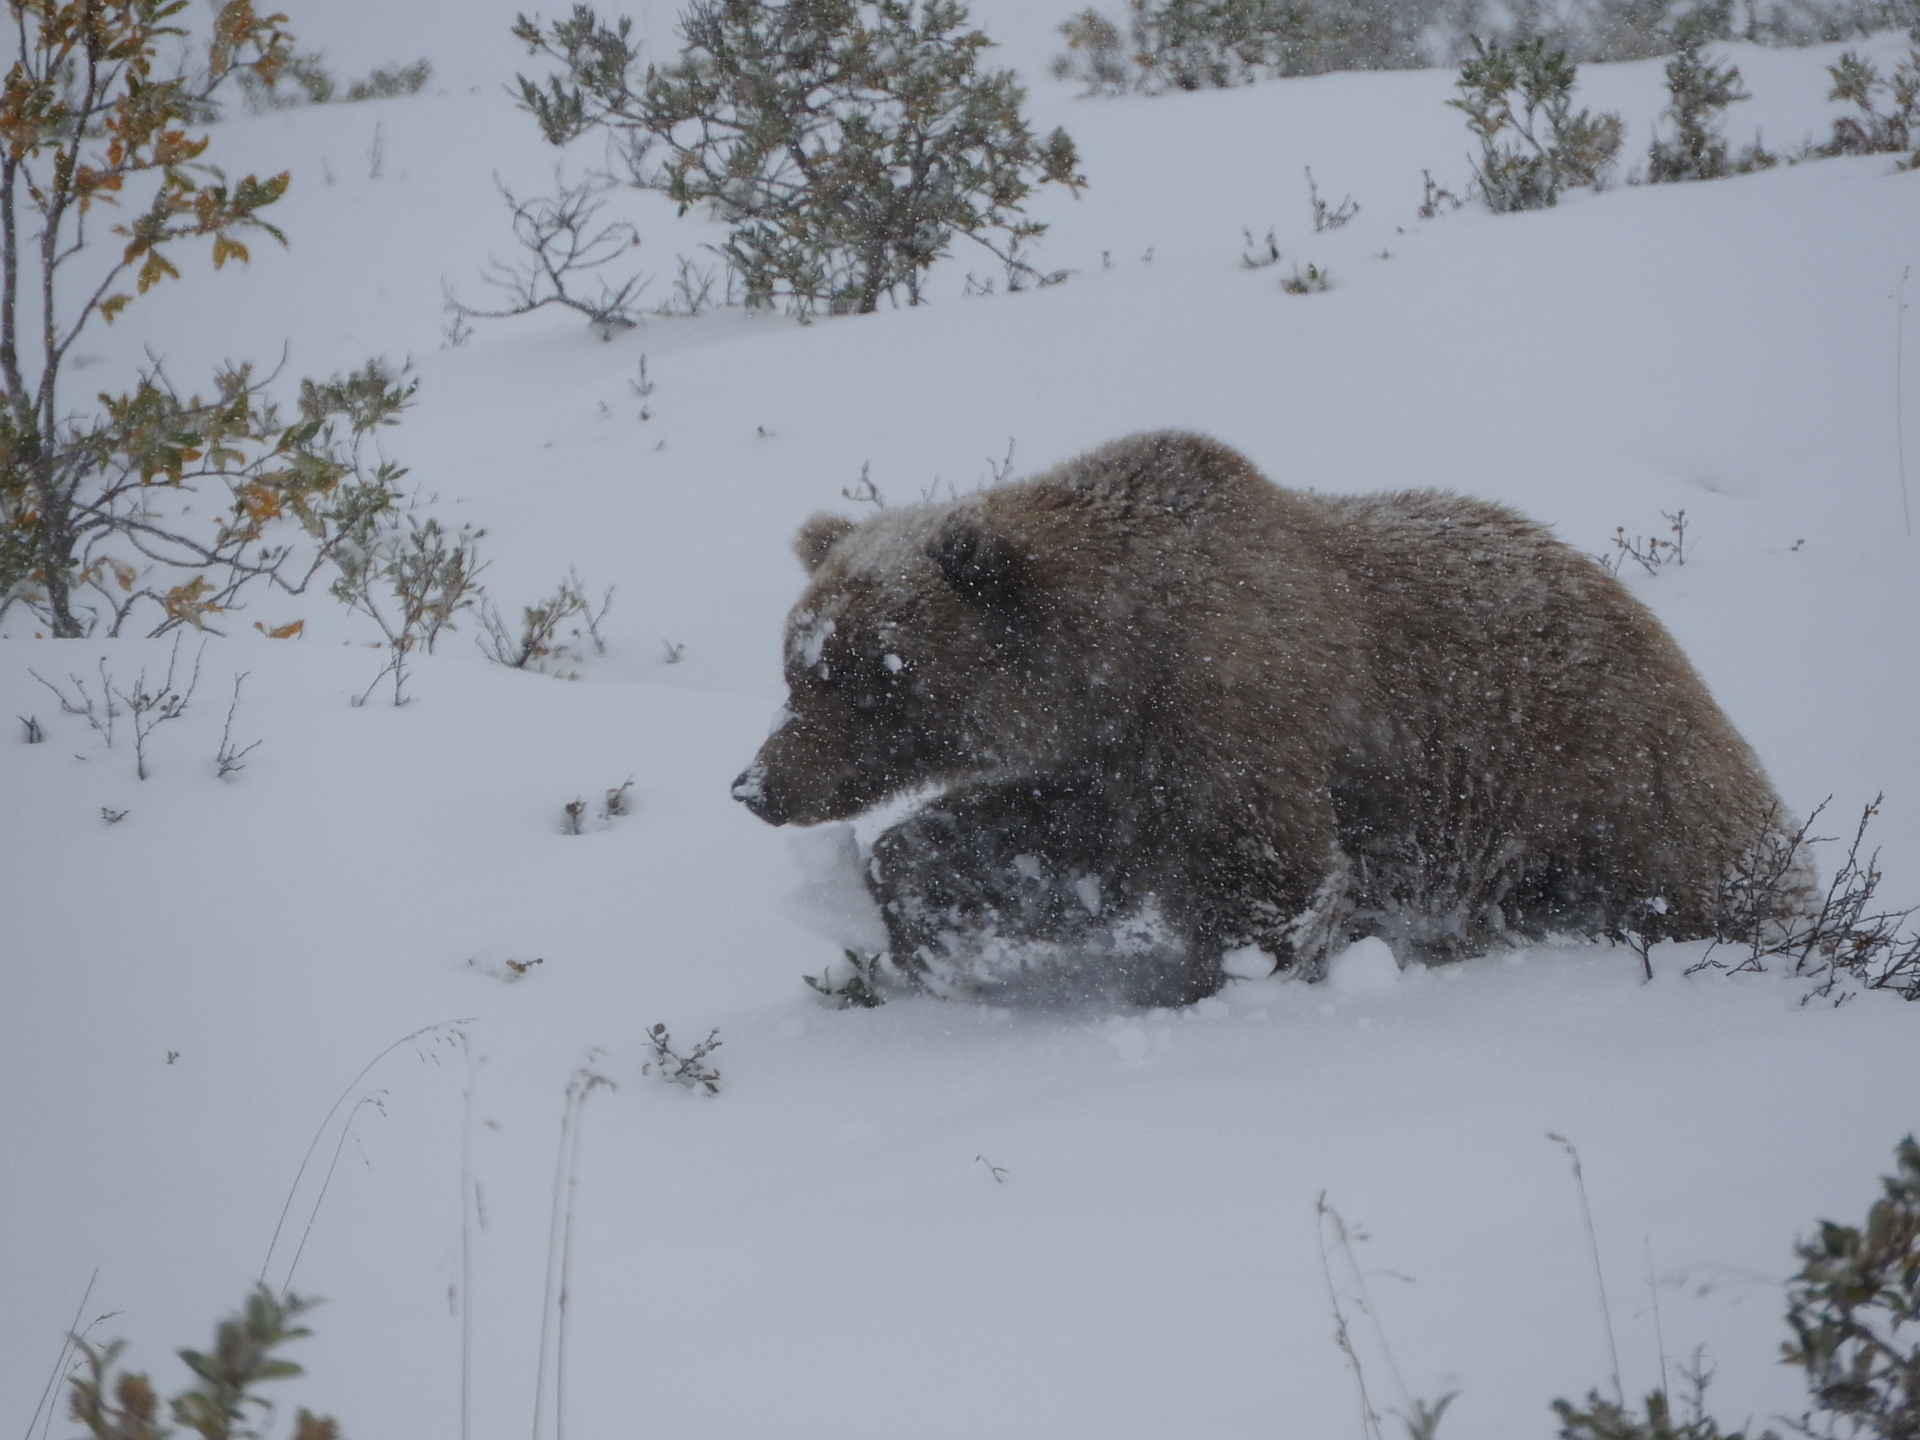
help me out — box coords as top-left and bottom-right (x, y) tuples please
(731, 761), (789, 824)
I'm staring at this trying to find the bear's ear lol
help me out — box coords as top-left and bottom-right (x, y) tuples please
(927, 512), (1032, 628)
(793, 512), (856, 573)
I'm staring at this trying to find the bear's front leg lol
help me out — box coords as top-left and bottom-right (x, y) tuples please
(867, 777), (1220, 1005)
(1178, 803), (1358, 983)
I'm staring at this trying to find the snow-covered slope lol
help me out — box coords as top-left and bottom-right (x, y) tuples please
(4, 12), (1918, 1440)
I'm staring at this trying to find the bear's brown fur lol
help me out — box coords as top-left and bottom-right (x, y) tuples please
(733, 431), (1805, 1003)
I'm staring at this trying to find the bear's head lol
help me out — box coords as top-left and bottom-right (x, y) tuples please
(732, 500), (1081, 826)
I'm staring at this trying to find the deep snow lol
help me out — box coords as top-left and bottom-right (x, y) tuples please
(3, 8), (1919, 1440)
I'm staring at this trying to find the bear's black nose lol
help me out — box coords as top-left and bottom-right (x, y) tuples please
(731, 763), (785, 824)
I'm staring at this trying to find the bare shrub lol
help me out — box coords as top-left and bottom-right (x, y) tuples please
(451, 173), (648, 336)
(1307, 167), (1361, 230)
(117, 638), (206, 781)
(215, 674), (262, 779)
(657, 256), (731, 317)
(1419, 169), (1466, 217)
(31, 638), (207, 779)
(1689, 797), (1920, 1003)
(1599, 509), (1689, 576)
(30, 658), (121, 748)
(1241, 227), (1284, 268)
(643, 1023), (722, 1095)
(477, 572), (613, 671)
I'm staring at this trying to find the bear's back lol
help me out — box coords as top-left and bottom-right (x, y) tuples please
(1040, 430), (1287, 524)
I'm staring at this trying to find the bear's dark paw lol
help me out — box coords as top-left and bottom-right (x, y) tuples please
(870, 818), (1219, 1006)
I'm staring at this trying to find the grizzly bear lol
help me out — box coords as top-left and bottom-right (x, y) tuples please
(733, 431), (1805, 1004)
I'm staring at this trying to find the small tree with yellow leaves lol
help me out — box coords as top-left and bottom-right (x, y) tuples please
(0, 2), (411, 639)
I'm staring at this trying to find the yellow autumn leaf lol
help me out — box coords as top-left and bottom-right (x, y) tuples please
(253, 619), (305, 639)
(163, 575), (219, 627)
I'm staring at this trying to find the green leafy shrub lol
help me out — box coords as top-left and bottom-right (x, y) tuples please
(239, 54), (432, 110)
(1783, 1135), (1920, 1438)
(1052, 8), (1132, 92)
(1050, 0), (1431, 93)
(1449, 37), (1623, 211)
(1553, 1137), (1920, 1440)
(1121, 0), (1312, 89)
(1818, 46), (1919, 165)
(1647, 39), (1773, 181)
(68, 1287), (339, 1440)
(1554, 1379), (1777, 1439)
(513, 0), (1084, 316)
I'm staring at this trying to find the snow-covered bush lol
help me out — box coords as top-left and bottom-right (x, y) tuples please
(512, 0), (1084, 316)
(1450, 38), (1624, 210)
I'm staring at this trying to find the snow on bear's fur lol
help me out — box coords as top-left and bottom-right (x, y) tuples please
(733, 431), (1808, 1004)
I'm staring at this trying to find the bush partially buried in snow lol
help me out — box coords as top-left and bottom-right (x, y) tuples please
(733, 430), (1810, 1006)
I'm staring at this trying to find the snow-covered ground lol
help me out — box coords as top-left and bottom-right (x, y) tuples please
(4, 7), (1919, 1438)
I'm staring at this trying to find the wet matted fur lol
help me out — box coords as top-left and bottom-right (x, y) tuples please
(733, 430), (1809, 1003)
